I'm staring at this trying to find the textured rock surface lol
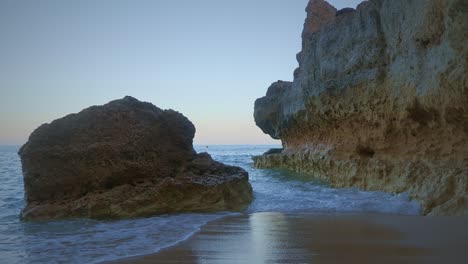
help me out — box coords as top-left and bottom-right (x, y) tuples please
(303, 0), (337, 36)
(254, 0), (468, 215)
(20, 96), (253, 220)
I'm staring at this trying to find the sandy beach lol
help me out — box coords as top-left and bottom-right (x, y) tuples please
(111, 212), (468, 264)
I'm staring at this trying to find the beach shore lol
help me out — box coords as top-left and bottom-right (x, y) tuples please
(110, 212), (468, 264)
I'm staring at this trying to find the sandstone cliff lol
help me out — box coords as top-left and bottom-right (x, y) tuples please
(254, 0), (467, 215)
(20, 96), (253, 221)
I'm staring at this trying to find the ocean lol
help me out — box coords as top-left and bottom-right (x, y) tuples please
(0, 145), (421, 264)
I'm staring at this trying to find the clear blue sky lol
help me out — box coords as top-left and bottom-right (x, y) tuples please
(0, 0), (362, 145)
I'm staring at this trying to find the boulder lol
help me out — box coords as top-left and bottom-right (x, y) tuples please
(19, 96), (253, 220)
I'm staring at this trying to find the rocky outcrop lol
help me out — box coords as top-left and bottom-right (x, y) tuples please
(303, 0), (337, 36)
(19, 96), (253, 221)
(254, 0), (468, 215)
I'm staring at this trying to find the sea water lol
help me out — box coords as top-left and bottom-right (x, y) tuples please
(0, 145), (421, 263)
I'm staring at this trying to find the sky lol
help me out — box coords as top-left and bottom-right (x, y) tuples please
(0, 0), (363, 145)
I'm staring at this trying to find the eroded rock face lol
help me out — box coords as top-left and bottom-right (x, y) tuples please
(254, 0), (468, 215)
(20, 96), (253, 220)
(303, 0), (337, 36)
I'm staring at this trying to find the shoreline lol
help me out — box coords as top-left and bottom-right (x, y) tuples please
(108, 212), (468, 264)
(97, 212), (240, 264)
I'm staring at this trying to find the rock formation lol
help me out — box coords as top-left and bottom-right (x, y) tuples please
(19, 96), (253, 221)
(254, 0), (467, 215)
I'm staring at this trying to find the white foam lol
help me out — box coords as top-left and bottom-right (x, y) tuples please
(0, 145), (422, 264)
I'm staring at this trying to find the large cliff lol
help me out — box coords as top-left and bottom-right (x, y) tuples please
(254, 0), (467, 215)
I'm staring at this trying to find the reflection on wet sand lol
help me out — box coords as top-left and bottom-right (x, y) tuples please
(112, 213), (468, 264)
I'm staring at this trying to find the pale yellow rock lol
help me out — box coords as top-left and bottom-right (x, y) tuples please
(254, 0), (468, 215)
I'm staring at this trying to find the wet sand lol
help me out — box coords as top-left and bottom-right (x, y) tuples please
(111, 212), (468, 264)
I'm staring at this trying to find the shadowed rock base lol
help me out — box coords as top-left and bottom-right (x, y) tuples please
(22, 153), (253, 221)
(253, 153), (467, 216)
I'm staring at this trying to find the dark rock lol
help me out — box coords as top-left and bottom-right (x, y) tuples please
(254, 81), (293, 139)
(263, 148), (283, 155)
(19, 96), (253, 221)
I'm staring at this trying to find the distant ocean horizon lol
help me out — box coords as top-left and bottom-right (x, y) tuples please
(0, 145), (421, 264)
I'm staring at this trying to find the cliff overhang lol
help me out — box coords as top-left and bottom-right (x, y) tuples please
(254, 0), (468, 215)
